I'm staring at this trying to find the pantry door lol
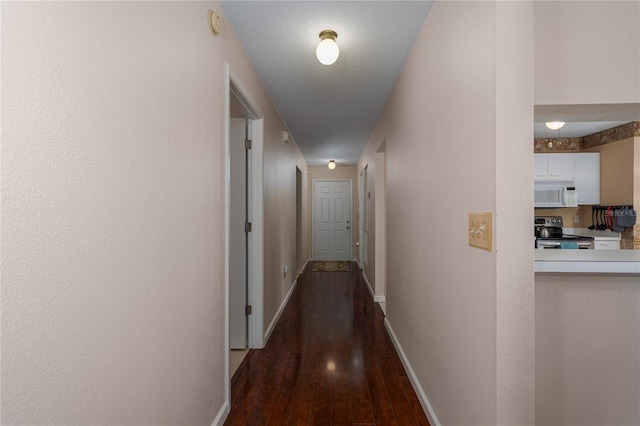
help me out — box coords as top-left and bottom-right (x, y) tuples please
(313, 180), (352, 261)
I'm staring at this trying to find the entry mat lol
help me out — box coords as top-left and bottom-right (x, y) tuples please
(312, 261), (350, 272)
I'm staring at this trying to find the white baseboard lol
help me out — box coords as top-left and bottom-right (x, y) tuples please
(384, 318), (441, 426)
(362, 271), (385, 303)
(210, 400), (229, 426)
(362, 271), (374, 299)
(264, 274), (299, 342)
(298, 258), (311, 276)
(352, 256), (361, 268)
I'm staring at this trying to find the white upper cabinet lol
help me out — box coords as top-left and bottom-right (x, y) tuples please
(547, 153), (575, 180)
(574, 153), (600, 205)
(534, 154), (549, 179)
(534, 153), (575, 181)
(534, 153), (600, 205)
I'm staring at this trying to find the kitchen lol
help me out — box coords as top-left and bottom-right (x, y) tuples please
(532, 112), (640, 422)
(532, 117), (640, 274)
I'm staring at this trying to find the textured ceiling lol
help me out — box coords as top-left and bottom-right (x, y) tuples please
(220, 1), (433, 166)
(221, 2), (639, 164)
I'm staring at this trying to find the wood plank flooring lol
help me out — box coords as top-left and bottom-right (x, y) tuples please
(225, 261), (430, 426)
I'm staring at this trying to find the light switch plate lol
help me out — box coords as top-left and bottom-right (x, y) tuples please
(469, 212), (492, 251)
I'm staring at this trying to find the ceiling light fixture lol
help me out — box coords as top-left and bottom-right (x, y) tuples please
(545, 121), (565, 130)
(328, 160), (336, 170)
(316, 30), (339, 65)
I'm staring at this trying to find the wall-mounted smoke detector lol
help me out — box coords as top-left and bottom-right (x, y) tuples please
(208, 10), (222, 36)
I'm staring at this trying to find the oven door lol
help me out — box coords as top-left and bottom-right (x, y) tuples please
(536, 238), (594, 249)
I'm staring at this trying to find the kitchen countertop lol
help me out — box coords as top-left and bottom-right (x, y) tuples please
(562, 227), (621, 240)
(535, 250), (640, 274)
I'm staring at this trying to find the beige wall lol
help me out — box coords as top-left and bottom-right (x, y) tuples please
(534, 1), (640, 105)
(1, 2), (308, 424)
(358, 2), (534, 423)
(536, 274), (640, 425)
(307, 166), (358, 261)
(587, 138), (634, 205)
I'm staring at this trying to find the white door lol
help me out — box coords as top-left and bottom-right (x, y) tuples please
(230, 118), (247, 349)
(313, 180), (352, 261)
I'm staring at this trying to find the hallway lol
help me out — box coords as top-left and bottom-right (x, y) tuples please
(225, 262), (430, 425)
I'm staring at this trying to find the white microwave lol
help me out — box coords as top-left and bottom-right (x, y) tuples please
(534, 185), (578, 208)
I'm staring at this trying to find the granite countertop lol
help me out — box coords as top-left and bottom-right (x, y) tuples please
(562, 227), (622, 241)
(535, 249), (640, 274)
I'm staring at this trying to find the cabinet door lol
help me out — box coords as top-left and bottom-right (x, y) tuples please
(547, 153), (574, 180)
(534, 154), (548, 180)
(574, 153), (600, 205)
(594, 240), (619, 250)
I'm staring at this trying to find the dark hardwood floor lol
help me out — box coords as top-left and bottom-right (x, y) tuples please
(225, 261), (430, 426)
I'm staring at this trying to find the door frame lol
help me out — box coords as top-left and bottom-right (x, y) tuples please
(358, 170), (364, 267)
(374, 151), (386, 303)
(311, 179), (352, 261)
(224, 64), (265, 407)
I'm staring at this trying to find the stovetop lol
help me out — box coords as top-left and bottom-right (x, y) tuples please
(535, 216), (594, 249)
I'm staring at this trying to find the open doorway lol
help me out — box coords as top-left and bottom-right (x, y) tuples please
(228, 107), (248, 375)
(224, 64), (265, 409)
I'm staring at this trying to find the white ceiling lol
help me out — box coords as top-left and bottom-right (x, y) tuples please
(221, 2), (639, 166)
(220, 1), (433, 166)
(533, 103), (640, 138)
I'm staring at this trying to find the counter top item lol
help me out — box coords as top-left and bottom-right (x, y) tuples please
(535, 250), (640, 274)
(562, 227), (621, 241)
(563, 228), (621, 240)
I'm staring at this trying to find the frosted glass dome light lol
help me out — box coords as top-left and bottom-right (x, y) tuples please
(316, 30), (339, 65)
(545, 121), (565, 130)
(328, 160), (336, 170)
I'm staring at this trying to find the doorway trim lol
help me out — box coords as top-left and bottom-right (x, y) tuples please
(358, 170), (364, 267)
(224, 64), (265, 408)
(374, 150), (386, 303)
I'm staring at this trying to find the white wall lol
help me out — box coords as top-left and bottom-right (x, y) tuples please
(533, 2), (640, 424)
(1, 2), (308, 424)
(495, 2), (535, 423)
(534, 1), (640, 105)
(536, 274), (640, 425)
(358, 1), (534, 424)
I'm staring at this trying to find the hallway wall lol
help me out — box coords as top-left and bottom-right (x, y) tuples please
(1, 2), (308, 424)
(357, 1), (534, 424)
